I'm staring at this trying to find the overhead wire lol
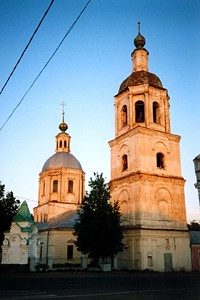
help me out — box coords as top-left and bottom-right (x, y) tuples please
(16, 195), (37, 203)
(0, 0), (92, 132)
(0, 0), (55, 96)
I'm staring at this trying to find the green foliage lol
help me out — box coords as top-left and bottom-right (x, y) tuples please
(0, 183), (20, 249)
(187, 220), (200, 231)
(74, 173), (124, 262)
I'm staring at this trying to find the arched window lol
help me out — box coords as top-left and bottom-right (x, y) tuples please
(122, 154), (128, 171)
(156, 152), (164, 168)
(153, 101), (160, 123)
(53, 180), (58, 192)
(121, 105), (127, 127)
(64, 140), (67, 148)
(68, 180), (73, 193)
(42, 181), (45, 195)
(135, 101), (145, 122)
(59, 140), (62, 148)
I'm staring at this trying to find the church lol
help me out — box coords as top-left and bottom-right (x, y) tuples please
(1, 26), (192, 272)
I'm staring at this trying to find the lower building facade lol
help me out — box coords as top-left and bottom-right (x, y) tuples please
(118, 228), (191, 272)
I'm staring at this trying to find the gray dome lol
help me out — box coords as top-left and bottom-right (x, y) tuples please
(42, 152), (82, 172)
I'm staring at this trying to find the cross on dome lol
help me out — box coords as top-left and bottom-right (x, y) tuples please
(59, 101), (68, 133)
(138, 21), (141, 34)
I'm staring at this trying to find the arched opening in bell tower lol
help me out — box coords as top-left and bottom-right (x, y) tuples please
(135, 101), (145, 122)
(153, 101), (160, 123)
(121, 105), (128, 127)
(122, 154), (128, 171)
(156, 152), (164, 168)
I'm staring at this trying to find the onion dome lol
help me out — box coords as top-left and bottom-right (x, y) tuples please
(134, 22), (146, 49)
(59, 120), (68, 133)
(59, 103), (68, 133)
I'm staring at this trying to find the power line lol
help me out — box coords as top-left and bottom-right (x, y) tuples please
(0, 0), (92, 132)
(0, 0), (55, 96)
(16, 195), (37, 203)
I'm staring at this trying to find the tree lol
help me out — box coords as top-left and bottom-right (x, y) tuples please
(74, 173), (124, 264)
(0, 183), (20, 250)
(187, 220), (200, 231)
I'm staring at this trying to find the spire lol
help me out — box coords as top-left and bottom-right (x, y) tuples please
(59, 101), (68, 133)
(56, 102), (71, 153)
(138, 21), (140, 34)
(132, 22), (149, 72)
(134, 21), (146, 49)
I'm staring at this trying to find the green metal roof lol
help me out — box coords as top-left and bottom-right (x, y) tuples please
(13, 201), (34, 222)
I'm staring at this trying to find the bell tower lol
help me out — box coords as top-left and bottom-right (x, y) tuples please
(109, 24), (191, 271)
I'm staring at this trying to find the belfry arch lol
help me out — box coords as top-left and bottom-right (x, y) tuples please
(135, 100), (145, 122)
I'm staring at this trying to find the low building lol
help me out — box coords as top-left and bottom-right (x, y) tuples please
(1, 201), (40, 271)
(36, 210), (81, 269)
(189, 231), (200, 271)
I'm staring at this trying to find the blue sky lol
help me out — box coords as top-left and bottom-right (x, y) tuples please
(0, 0), (199, 221)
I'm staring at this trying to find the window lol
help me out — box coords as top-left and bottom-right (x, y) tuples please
(64, 140), (67, 148)
(68, 180), (73, 193)
(148, 255), (153, 267)
(122, 155), (128, 171)
(135, 101), (145, 122)
(42, 181), (45, 195)
(40, 246), (43, 261)
(67, 245), (73, 260)
(59, 140), (62, 148)
(153, 102), (160, 123)
(44, 214), (48, 222)
(121, 105), (127, 127)
(53, 180), (58, 192)
(157, 153), (164, 168)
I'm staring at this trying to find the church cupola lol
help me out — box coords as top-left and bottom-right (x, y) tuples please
(131, 22), (149, 72)
(34, 103), (85, 222)
(56, 104), (71, 153)
(115, 23), (170, 139)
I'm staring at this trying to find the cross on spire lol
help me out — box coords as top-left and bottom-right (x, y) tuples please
(138, 21), (141, 34)
(60, 101), (65, 116)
